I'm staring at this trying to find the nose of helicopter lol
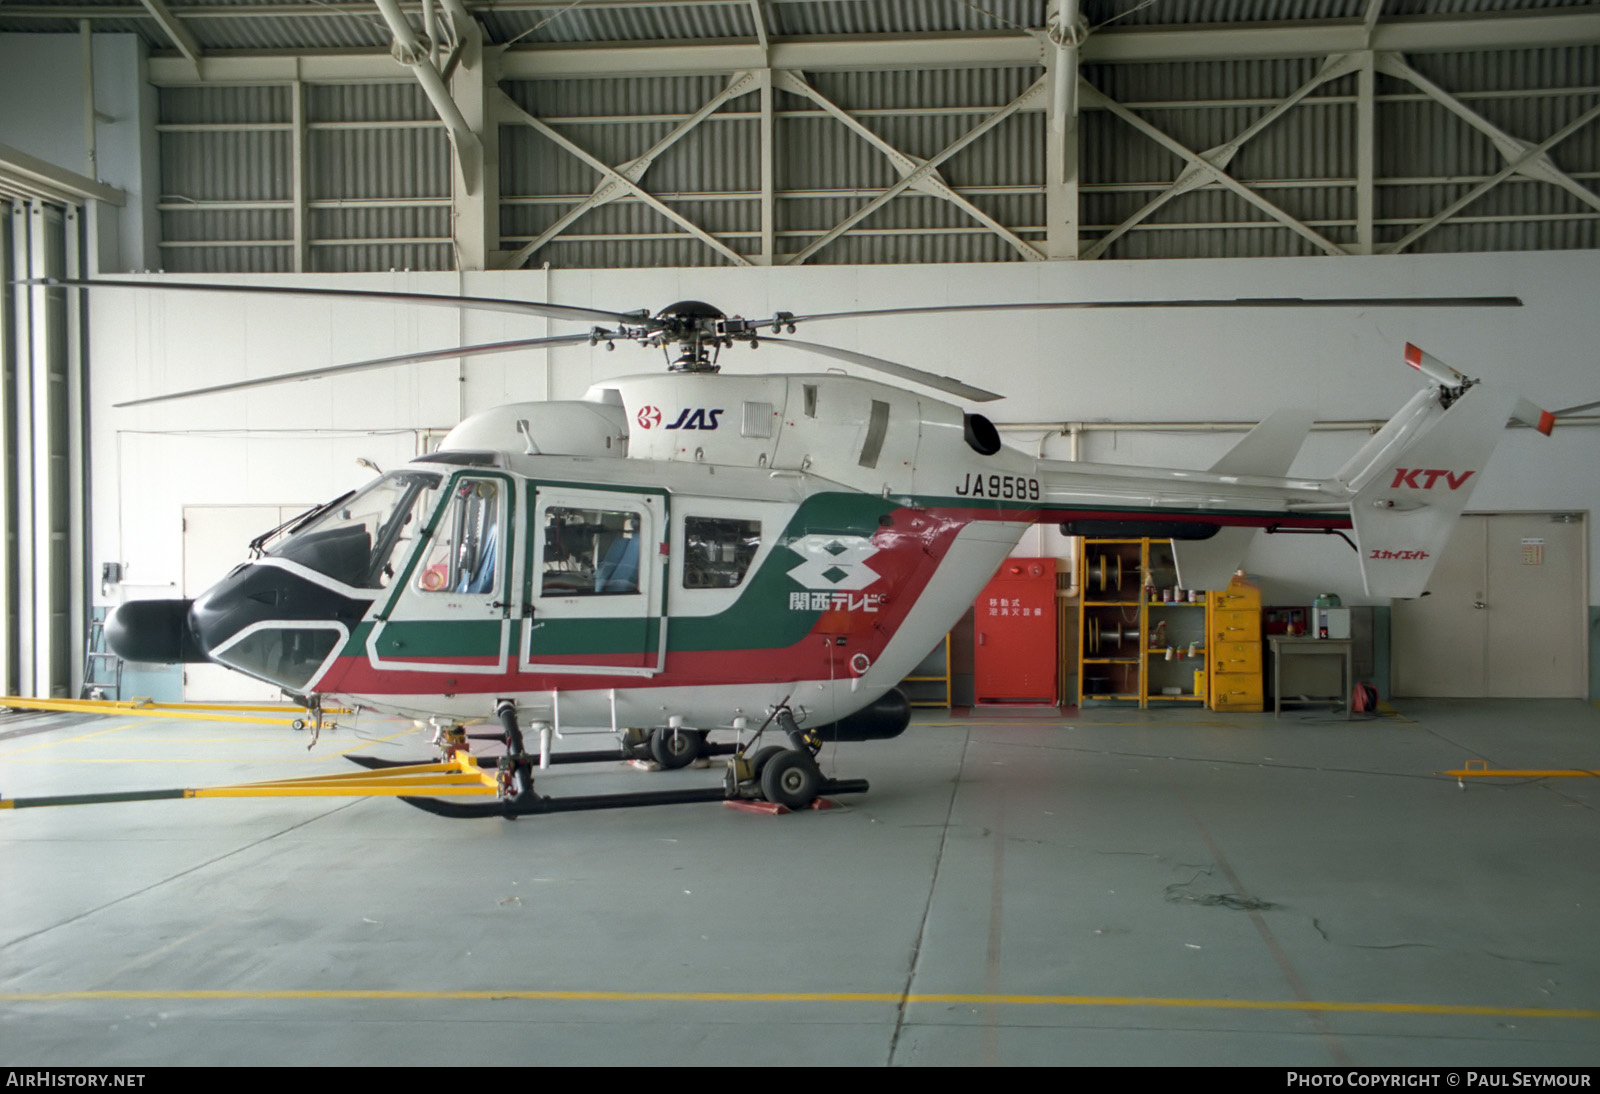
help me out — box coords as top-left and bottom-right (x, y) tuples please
(105, 597), (209, 664)
(106, 559), (372, 693)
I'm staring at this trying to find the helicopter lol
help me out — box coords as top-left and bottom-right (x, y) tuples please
(57, 279), (1552, 817)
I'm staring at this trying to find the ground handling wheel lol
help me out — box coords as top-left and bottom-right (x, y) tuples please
(759, 749), (822, 810)
(649, 727), (705, 769)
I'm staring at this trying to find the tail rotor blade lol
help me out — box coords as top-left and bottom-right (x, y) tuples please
(1406, 344), (1555, 436)
(1512, 396), (1557, 436)
(1403, 342), (1467, 387)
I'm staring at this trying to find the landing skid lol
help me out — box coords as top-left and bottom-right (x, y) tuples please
(458, 736), (739, 767)
(346, 752), (869, 820)
(350, 705), (869, 820)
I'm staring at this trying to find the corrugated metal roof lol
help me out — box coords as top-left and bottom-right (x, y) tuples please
(36, 0), (1587, 269)
(767, 0), (1044, 36)
(2, 0), (1597, 51)
(157, 81), (454, 272)
(481, 2), (755, 45)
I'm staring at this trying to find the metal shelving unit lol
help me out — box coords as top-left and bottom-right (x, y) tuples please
(1078, 538), (1210, 708)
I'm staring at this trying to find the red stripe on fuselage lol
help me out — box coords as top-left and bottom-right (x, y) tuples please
(314, 506), (981, 697)
(310, 500), (1344, 700)
(928, 504), (1351, 531)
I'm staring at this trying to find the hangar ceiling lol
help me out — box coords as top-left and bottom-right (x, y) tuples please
(3, 0), (1600, 271)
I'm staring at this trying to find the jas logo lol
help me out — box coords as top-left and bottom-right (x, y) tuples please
(637, 407), (725, 431)
(1390, 468), (1475, 490)
(786, 534), (881, 591)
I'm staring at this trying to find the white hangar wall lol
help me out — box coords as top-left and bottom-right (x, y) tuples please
(91, 248), (1598, 653)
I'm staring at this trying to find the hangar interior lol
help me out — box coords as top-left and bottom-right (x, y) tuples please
(1, 0), (1598, 1067)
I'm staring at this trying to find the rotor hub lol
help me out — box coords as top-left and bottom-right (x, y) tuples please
(655, 300), (729, 374)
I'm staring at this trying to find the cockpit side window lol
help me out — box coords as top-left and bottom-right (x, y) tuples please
(267, 471), (441, 589)
(416, 479), (502, 594)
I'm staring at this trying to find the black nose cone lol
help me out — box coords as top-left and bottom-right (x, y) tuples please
(106, 599), (208, 664)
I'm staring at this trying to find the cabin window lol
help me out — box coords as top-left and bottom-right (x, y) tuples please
(416, 479), (501, 594)
(683, 517), (761, 589)
(859, 399), (890, 468)
(541, 506), (642, 597)
(213, 627), (341, 694)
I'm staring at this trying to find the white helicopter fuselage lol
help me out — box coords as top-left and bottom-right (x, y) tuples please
(148, 360), (1521, 739)
(179, 372), (1339, 732)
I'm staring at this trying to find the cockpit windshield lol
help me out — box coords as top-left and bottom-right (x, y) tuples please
(265, 471), (443, 589)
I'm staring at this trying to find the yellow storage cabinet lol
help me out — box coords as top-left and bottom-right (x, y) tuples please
(1207, 574), (1264, 712)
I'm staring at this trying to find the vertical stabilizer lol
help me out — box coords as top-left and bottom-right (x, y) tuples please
(1346, 379), (1517, 598)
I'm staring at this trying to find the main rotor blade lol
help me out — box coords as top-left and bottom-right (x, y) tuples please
(27, 277), (652, 328)
(114, 333), (600, 408)
(783, 296), (1524, 325)
(1552, 397), (1600, 417)
(759, 336), (1001, 403)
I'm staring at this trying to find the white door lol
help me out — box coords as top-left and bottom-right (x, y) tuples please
(523, 487), (664, 675)
(365, 473), (515, 675)
(1392, 513), (1587, 698)
(182, 505), (310, 702)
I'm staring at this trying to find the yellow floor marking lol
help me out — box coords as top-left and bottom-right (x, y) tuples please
(0, 720), (142, 760)
(1, 727), (424, 791)
(0, 989), (1594, 1020)
(917, 720), (1240, 729)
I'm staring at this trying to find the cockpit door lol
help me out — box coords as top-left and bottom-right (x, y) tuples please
(521, 486), (666, 675)
(366, 472), (517, 676)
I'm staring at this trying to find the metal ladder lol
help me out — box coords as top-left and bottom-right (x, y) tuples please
(81, 608), (123, 700)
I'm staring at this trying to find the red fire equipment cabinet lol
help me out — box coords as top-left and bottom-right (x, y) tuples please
(974, 557), (1058, 704)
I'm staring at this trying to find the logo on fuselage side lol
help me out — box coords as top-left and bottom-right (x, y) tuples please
(666, 408), (724, 430)
(786, 534), (881, 591)
(1389, 468), (1475, 490)
(637, 406), (662, 429)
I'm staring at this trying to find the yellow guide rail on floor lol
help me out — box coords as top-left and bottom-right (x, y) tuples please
(0, 695), (350, 725)
(0, 755), (498, 811)
(1444, 758), (1600, 780)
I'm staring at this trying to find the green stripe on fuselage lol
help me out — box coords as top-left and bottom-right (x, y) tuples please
(340, 493), (902, 660)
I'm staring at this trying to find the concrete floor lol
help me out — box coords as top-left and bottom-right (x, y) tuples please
(1, 699), (1596, 1066)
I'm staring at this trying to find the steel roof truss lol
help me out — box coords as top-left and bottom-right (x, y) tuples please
(1385, 96), (1600, 254)
(776, 70), (1048, 265)
(498, 84), (755, 268)
(136, 0), (202, 67)
(1080, 55), (1360, 260)
(1377, 52), (1600, 245)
